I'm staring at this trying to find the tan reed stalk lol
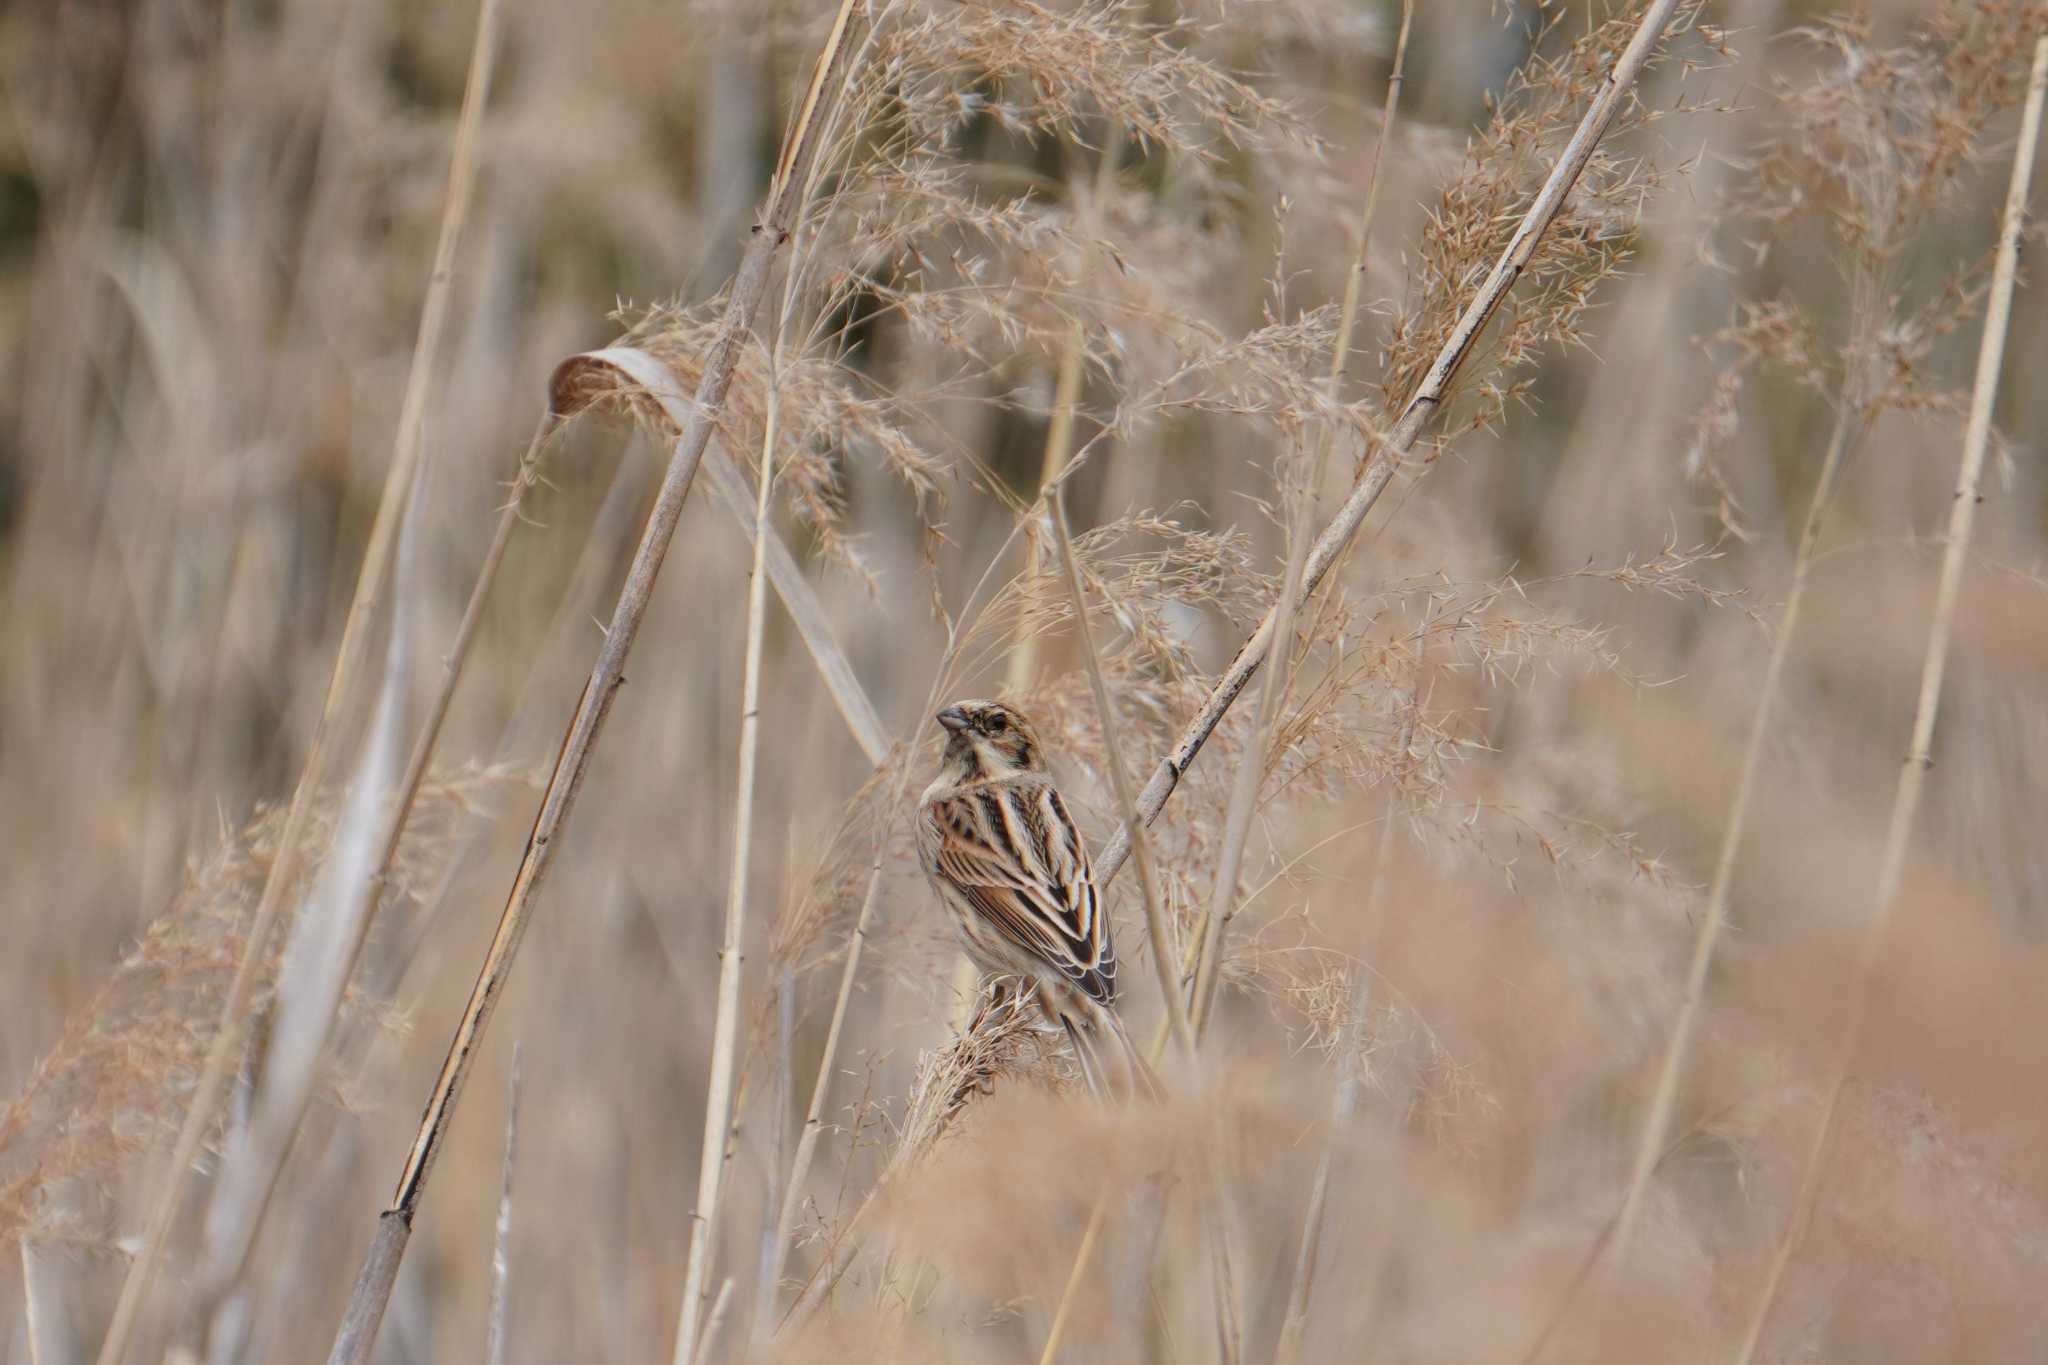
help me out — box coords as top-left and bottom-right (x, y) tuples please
(967, 135), (1122, 1030)
(1733, 36), (2048, 1365)
(1051, 480), (1194, 1053)
(1034, 6), (1685, 1350)
(697, 1278), (739, 1365)
(1190, 0), (1413, 1042)
(763, 511), (1042, 1334)
(674, 319), (786, 1365)
(323, 6), (869, 1360)
(1275, 638), (1424, 1365)
(554, 345), (890, 765)
(484, 1043), (522, 1365)
(197, 415), (561, 1304)
(93, 2), (505, 1358)
(21, 1238), (44, 1365)
(1515, 401), (1869, 1365)
(1048, 478), (1229, 1361)
(1091, 0), (1690, 894)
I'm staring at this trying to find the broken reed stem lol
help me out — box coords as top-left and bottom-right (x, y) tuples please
(673, 354), (783, 1365)
(323, 6), (868, 1361)
(1092, 0), (1688, 895)
(94, 2), (504, 1359)
(485, 1043), (522, 1365)
(1733, 36), (2048, 1365)
(1050, 483), (1195, 1054)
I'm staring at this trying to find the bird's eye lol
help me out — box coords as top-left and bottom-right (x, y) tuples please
(987, 713), (1008, 733)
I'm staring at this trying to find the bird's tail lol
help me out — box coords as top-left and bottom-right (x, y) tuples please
(1063, 1003), (1165, 1104)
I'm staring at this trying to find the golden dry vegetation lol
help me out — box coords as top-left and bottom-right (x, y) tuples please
(4, 2), (2048, 1362)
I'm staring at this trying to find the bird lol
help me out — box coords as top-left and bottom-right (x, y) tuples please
(915, 698), (1161, 1102)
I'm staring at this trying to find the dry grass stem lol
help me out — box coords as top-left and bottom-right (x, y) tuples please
(1051, 484), (1194, 1054)
(674, 303), (787, 1365)
(1734, 33), (2048, 1365)
(484, 1042), (522, 1365)
(18, 1), (2048, 1360)
(1092, 0), (1692, 893)
(91, 2), (505, 1358)
(324, 5), (869, 1359)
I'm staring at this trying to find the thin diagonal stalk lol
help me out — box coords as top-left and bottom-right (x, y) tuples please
(198, 414), (560, 1305)
(1033, 9), (1685, 1353)
(1190, 0), (1411, 1039)
(324, 7), (867, 1360)
(553, 345), (890, 765)
(93, 3), (503, 1359)
(674, 326), (784, 1365)
(1051, 482), (1194, 1054)
(762, 513), (1041, 1333)
(1515, 397), (1868, 1365)
(1092, 0), (1688, 893)
(1275, 643), (1424, 1365)
(1047, 480), (1220, 1358)
(485, 1043), (523, 1365)
(1734, 37), (2048, 1365)
(1004, 129), (1121, 700)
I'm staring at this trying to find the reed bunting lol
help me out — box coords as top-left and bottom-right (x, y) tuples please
(916, 699), (1160, 1101)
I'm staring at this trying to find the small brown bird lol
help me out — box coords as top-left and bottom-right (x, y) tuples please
(916, 698), (1160, 1101)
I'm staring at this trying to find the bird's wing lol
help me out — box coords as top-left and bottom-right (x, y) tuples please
(926, 779), (1117, 1006)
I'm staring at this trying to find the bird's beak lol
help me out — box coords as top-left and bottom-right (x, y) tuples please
(935, 706), (971, 734)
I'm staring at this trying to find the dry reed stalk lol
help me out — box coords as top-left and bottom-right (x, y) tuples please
(1090, 0), (1690, 897)
(1028, 6), (1684, 1349)
(697, 1278), (739, 1365)
(1050, 483), (1194, 1054)
(673, 313), (787, 1365)
(1275, 635), (1424, 1365)
(197, 411), (566, 1308)
(1191, 0), (1414, 1042)
(1036, 1194), (1110, 1365)
(968, 138), (1124, 1031)
(1733, 36), (2048, 1364)
(1049, 480), (1233, 1361)
(323, 6), (869, 1359)
(484, 1043), (522, 1365)
(1515, 400), (1871, 1365)
(21, 1238), (45, 1365)
(555, 346), (889, 765)
(761, 509), (1042, 1333)
(92, 2), (504, 1359)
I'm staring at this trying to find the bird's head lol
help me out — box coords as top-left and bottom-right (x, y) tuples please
(934, 698), (1045, 781)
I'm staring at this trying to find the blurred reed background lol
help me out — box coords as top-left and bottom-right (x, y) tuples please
(4, 1), (2048, 1362)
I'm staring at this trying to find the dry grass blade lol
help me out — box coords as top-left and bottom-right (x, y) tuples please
(1276, 641), (1424, 1365)
(91, 2), (505, 1358)
(485, 1043), (522, 1365)
(323, 5), (870, 1360)
(673, 333), (784, 1365)
(551, 345), (889, 765)
(1091, 0), (1691, 894)
(1050, 483), (1193, 1054)
(1734, 34), (2048, 1365)
(1191, 0), (1414, 1042)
